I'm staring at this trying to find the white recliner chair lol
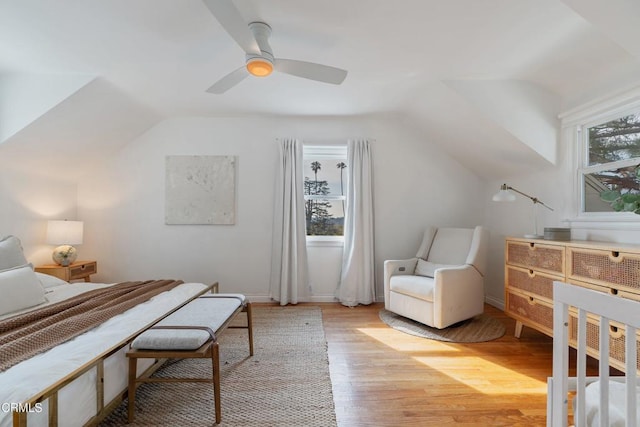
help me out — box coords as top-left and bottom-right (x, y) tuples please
(383, 226), (489, 329)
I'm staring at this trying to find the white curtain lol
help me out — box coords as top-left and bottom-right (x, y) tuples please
(269, 138), (309, 305)
(336, 139), (375, 306)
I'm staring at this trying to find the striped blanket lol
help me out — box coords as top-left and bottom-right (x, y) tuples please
(0, 280), (183, 372)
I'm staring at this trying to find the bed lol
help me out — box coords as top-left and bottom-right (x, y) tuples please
(0, 236), (212, 427)
(547, 281), (640, 427)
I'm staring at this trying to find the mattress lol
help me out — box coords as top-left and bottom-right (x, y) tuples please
(0, 281), (209, 427)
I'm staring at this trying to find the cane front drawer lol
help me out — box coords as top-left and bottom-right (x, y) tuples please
(506, 240), (565, 276)
(568, 247), (640, 296)
(506, 265), (559, 301)
(566, 278), (640, 303)
(69, 261), (97, 279)
(506, 290), (554, 336)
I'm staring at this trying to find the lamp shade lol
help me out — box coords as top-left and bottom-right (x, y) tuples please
(46, 220), (83, 245)
(492, 188), (516, 202)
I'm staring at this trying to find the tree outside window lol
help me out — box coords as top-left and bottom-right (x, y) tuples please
(581, 113), (640, 214)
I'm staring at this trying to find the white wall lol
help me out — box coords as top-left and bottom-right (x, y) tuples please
(483, 168), (566, 307)
(0, 73), (93, 144)
(77, 114), (486, 302)
(445, 80), (560, 164)
(307, 245), (343, 300)
(0, 166), (77, 264)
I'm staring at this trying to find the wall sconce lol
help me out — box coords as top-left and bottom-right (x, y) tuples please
(492, 184), (553, 238)
(46, 220), (84, 266)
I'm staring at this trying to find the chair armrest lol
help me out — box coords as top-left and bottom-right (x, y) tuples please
(432, 265), (484, 328)
(434, 264), (472, 276)
(433, 264), (483, 298)
(383, 258), (418, 309)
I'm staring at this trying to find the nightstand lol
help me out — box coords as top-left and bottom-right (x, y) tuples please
(35, 260), (97, 283)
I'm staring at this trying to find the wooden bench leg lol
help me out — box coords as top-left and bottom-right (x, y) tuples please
(127, 356), (138, 423)
(246, 302), (254, 356)
(211, 342), (221, 425)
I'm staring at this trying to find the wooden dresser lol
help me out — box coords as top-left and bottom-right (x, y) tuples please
(504, 236), (640, 372)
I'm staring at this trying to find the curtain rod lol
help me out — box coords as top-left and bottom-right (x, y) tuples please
(276, 139), (375, 144)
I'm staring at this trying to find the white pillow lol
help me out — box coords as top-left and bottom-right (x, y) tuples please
(0, 235), (28, 271)
(415, 259), (457, 278)
(0, 264), (47, 316)
(0, 262), (33, 273)
(35, 272), (69, 289)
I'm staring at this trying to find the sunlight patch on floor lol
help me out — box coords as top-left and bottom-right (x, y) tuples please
(356, 327), (548, 396)
(413, 355), (548, 395)
(356, 327), (461, 353)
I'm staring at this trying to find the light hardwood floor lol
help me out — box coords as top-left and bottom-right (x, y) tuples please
(318, 302), (554, 427)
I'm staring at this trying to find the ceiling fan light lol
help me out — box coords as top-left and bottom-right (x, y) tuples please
(246, 58), (273, 77)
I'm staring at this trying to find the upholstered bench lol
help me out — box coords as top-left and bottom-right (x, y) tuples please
(126, 293), (253, 425)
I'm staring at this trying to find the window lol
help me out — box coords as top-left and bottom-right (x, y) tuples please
(303, 145), (347, 240)
(580, 112), (640, 214)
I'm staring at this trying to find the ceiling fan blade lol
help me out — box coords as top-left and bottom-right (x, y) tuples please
(274, 59), (347, 85)
(206, 66), (249, 94)
(202, 0), (260, 55)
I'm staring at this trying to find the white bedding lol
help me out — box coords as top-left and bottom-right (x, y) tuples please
(0, 281), (209, 427)
(583, 380), (640, 427)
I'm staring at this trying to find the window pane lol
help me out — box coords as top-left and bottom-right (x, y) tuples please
(305, 198), (345, 236)
(303, 157), (347, 236)
(587, 114), (640, 166)
(303, 158), (347, 196)
(583, 164), (640, 213)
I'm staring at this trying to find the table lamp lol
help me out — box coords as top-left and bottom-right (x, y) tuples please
(46, 220), (84, 266)
(492, 184), (553, 238)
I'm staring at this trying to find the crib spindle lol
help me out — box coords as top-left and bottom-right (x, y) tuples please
(598, 316), (610, 427)
(626, 326), (637, 427)
(575, 309), (587, 427)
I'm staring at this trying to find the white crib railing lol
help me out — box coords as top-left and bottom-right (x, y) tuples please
(547, 281), (640, 427)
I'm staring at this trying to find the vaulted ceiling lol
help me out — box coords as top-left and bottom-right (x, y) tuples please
(1, 0), (639, 180)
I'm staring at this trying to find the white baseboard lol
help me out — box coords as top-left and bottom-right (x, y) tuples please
(236, 295), (340, 304)
(308, 295), (340, 303)
(485, 295), (504, 311)
(239, 294), (504, 309)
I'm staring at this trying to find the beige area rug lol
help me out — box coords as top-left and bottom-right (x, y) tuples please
(379, 309), (505, 343)
(101, 306), (337, 426)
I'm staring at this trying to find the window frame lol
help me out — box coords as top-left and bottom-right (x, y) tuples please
(302, 144), (347, 246)
(565, 91), (640, 226)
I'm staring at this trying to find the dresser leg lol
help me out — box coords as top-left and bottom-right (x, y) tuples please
(514, 321), (524, 338)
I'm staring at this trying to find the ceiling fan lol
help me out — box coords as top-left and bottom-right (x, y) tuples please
(202, 0), (348, 94)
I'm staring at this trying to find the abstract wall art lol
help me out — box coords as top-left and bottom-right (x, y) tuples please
(165, 155), (236, 225)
